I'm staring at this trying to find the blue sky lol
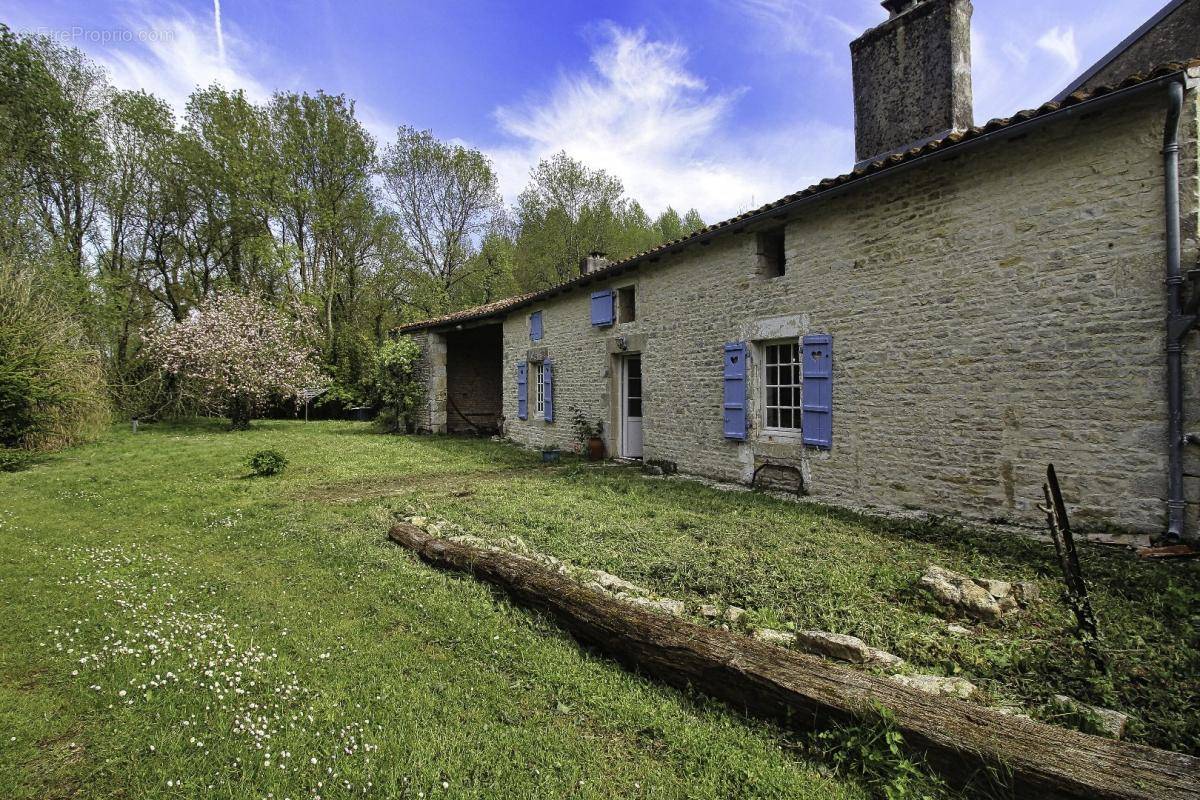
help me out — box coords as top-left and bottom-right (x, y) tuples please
(6, 0), (1172, 220)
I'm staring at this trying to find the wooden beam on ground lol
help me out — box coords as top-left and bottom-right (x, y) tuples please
(388, 523), (1200, 800)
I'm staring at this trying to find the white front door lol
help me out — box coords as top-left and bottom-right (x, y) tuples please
(621, 355), (644, 459)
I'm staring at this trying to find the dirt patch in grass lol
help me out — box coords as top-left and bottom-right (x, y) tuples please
(10, 668), (49, 692)
(297, 467), (543, 503)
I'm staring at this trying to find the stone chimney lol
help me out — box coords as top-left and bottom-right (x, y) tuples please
(580, 251), (610, 275)
(850, 0), (974, 165)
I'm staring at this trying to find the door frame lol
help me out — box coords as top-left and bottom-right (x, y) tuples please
(618, 353), (644, 459)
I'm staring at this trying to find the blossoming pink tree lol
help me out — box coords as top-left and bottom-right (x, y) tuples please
(144, 294), (325, 429)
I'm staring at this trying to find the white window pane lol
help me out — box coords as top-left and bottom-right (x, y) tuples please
(761, 339), (802, 431)
(534, 363), (545, 414)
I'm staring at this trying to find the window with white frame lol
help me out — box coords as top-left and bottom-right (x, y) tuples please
(763, 341), (802, 431)
(534, 361), (545, 417)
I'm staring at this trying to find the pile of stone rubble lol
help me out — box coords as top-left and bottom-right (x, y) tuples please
(918, 564), (1039, 622)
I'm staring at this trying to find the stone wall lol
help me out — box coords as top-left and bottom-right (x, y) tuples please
(495, 90), (1200, 535)
(406, 329), (443, 434)
(850, 0), (974, 163)
(502, 291), (632, 455)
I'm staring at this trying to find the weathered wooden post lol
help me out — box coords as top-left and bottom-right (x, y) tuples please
(1039, 464), (1105, 672)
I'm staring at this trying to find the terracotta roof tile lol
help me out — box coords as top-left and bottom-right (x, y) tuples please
(396, 292), (539, 333)
(396, 59), (1199, 334)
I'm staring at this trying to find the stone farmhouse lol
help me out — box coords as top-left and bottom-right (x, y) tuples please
(399, 0), (1200, 540)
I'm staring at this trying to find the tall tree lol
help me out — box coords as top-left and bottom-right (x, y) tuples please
(681, 208), (706, 236)
(178, 86), (277, 292)
(379, 126), (503, 315)
(513, 151), (623, 288)
(8, 33), (109, 278)
(512, 152), (704, 289)
(98, 89), (176, 369)
(269, 91), (378, 339)
(0, 26), (54, 264)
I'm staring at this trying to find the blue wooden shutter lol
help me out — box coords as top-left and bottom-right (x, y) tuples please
(530, 311), (543, 341)
(543, 359), (554, 422)
(723, 342), (748, 440)
(802, 334), (832, 448)
(516, 361), (528, 420)
(590, 290), (614, 327)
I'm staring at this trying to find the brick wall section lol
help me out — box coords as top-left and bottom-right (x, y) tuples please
(491, 92), (1200, 534)
(445, 325), (502, 433)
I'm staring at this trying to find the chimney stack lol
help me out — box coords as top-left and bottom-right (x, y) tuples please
(850, 0), (973, 165)
(580, 251), (610, 275)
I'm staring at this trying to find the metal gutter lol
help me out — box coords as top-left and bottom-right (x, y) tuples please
(1163, 78), (1189, 542)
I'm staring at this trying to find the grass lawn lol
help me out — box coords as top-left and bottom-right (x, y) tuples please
(2, 421), (1198, 799)
(0, 420), (867, 800)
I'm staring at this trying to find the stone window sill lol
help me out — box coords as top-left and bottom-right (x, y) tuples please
(757, 430), (804, 444)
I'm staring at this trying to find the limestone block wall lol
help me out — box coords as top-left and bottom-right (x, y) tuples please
(502, 284), (643, 456)
(493, 91), (1199, 534)
(407, 329), (445, 434)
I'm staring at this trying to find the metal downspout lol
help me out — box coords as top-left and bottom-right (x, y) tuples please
(1164, 79), (1186, 542)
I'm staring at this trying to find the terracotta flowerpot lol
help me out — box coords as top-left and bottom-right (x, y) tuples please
(587, 436), (605, 461)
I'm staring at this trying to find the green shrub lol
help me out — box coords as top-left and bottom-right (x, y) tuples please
(374, 406), (401, 433)
(247, 449), (288, 477)
(0, 448), (33, 472)
(371, 337), (424, 433)
(0, 264), (110, 450)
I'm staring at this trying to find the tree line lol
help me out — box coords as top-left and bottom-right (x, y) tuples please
(0, 25), (704, 445)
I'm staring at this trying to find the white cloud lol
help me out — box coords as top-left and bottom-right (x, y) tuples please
(355, 104), (402, 150)
(491, 24), (852, 223)
(60, 4), (404, 146)
(213, 0), (226, 66)
(69, 6), (410, 148)
(1035, 25), (1080, 72)
(90, 6), (272, 115)
(733, 0), (863, 60)
(972, 23), (1079, 124)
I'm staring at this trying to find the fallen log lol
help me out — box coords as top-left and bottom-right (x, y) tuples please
(388, 522), (1200, 800)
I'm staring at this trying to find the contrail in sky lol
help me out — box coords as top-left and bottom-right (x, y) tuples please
(214, 0), (226, 64)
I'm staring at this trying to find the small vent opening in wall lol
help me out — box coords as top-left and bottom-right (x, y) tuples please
(758, 230), (786, 278)
(617, 286), (636, 323)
